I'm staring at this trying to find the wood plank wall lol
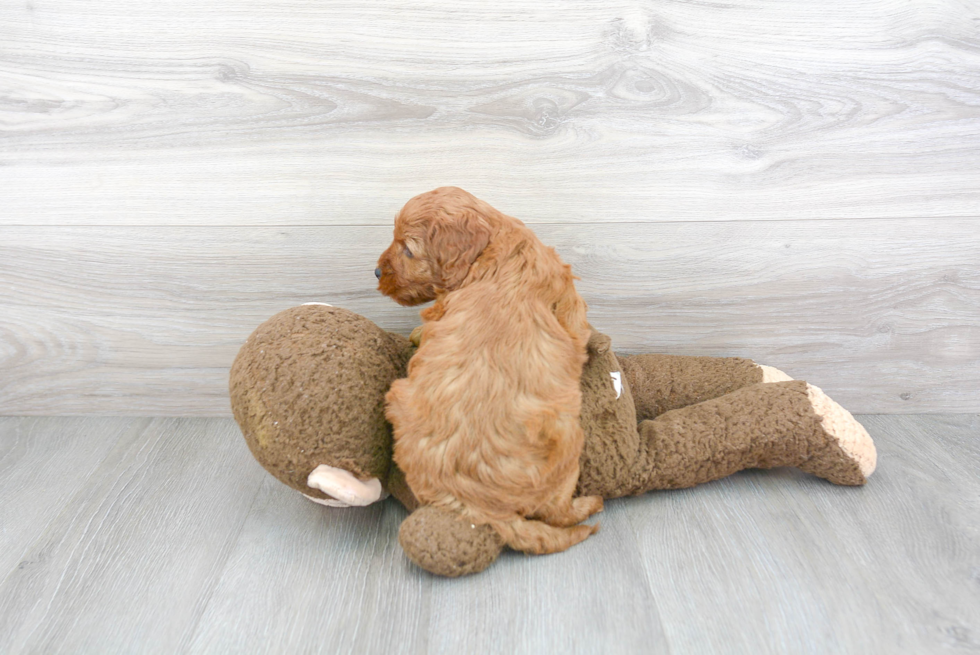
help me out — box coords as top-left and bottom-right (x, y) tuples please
(1, 0), (978, 415)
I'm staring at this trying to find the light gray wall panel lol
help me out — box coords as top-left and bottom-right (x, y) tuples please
(1, 0), (978, 414)
(1, 0), (978, 225)
(1, 220), (976, 415)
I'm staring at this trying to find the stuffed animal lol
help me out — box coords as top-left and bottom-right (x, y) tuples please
(230, 304), (876, 577)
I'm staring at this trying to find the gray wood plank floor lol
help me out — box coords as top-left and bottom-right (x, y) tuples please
(0, 415), (977, 654)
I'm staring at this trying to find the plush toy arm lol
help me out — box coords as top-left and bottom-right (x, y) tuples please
(385, 461), (422, 512)
(622, 380), (876, 495)
(617, 354), (792, 421)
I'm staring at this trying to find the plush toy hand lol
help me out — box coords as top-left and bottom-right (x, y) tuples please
(305, 464), (385, 507)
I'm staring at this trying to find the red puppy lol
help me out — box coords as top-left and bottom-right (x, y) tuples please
(376, 187), (602, 554)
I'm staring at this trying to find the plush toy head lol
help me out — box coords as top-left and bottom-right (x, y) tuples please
(229, 304), (414, 506)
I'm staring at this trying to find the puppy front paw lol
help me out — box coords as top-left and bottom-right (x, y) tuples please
(410, 325), (423, 347)
(587, 331), (611, 357)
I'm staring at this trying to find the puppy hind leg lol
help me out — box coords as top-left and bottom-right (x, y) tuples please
(533, 494), (604, 528)
(491, 515), (599, 555)
(531, 472), (603, 527)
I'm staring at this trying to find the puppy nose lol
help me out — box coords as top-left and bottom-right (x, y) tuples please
(375, 267), (382, 279)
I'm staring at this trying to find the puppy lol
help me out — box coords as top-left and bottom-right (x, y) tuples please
(376, 187), (603, 555)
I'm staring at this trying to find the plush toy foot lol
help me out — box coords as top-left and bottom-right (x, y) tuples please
(758, 364), (793, 383)
(633, 380), (877, 493)
(753, 370), (883, 486)
(800, 384), (876, 485)
(399, 506), (505, 577)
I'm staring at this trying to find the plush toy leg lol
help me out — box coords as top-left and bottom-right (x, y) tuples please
(617, 354), (792, 421)
(627, 380), (876, 494)
(398, 505), (505, 577)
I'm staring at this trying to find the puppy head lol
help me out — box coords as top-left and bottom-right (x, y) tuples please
(376, 187), (493, 306)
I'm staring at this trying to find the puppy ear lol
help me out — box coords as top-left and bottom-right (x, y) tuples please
(428, 209), (491, 290)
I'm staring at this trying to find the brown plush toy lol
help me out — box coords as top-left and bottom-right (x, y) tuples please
(230, 303), (876, 577)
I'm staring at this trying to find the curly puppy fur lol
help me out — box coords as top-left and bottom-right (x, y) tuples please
(377, 187), (603, 555)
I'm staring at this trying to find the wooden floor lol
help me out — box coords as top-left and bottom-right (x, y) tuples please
(0, 415), (977, 654)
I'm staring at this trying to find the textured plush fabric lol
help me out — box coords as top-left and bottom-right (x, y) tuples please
(398, 505), (504, 577)
(386, 461), (421, 511)
(632, 380), (868, 493)
(575, 332), (639, 498)
(618, 354), (764, 422)
(230, 305), (413, 499)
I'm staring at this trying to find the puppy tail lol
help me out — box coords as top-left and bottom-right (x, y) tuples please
(489, 516), (599, 555)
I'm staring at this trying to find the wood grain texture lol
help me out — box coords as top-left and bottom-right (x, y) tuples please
(1, 220), (977, 415)
(189, 479), (670, 654)
(625, 413), (980, 654)
(2, 0), (979, 225)
(0, 417), (142, 576)
(0, 415), (977, 654)
(186, 478), (434, 654)
(0, 418), (266, 654)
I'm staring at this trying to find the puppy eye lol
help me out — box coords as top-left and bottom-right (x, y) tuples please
(403, 246), (413, 258)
